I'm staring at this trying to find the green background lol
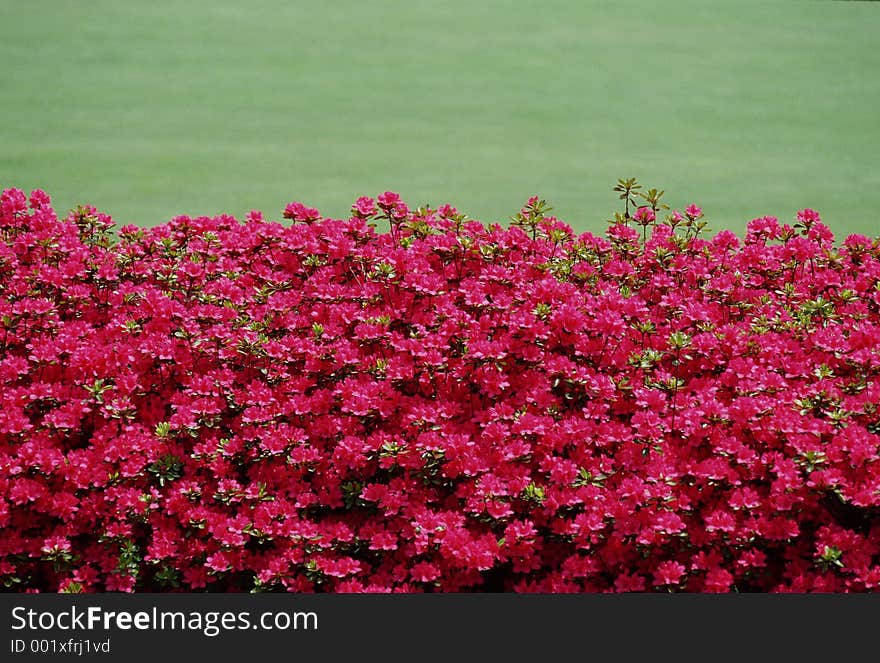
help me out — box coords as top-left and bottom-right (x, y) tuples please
(1, 1), (877, 235)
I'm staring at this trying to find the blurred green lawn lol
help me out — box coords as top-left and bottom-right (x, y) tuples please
(1, 0), (878, 235)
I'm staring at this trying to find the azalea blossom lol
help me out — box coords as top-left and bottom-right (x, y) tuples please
(2, 186), (879, 593)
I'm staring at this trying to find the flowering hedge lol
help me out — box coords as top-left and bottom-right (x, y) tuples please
(3, 183), (880, 593)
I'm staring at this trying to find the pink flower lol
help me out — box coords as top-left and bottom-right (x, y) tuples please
(41, 536), (71, 554)
(283, 201), (321, 223)
(685, 204), (703, 219)
(633, 206), (656, 222)
(319, 557), (362, 578)
(797, 208), (821, 225)
(704, 568), (734, 593)
(614, 573), (646, 592)
(352, 196), (377, 218)
(377, 191), (401, 209)
(410, 562), (440, 582)
(654, 561), (686, 587)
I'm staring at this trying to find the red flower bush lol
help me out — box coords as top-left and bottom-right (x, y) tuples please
(3, 182), (880, 593)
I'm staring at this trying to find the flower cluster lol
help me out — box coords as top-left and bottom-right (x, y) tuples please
(3, 185), (880, 593)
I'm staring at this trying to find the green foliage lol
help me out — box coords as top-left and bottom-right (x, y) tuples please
(147, 454), (184, 487)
